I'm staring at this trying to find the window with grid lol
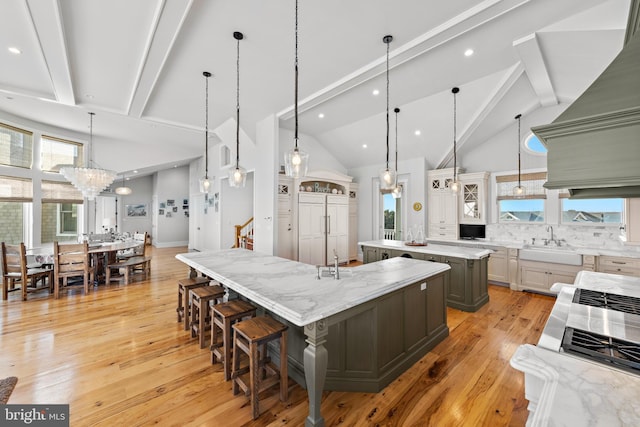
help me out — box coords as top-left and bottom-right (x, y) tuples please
(497, 172), (547, 223)
(41, 135), (84, 172)
(0, 123), (33, 169)
(0, 175), (33, 244)
(41, 180), (83, 242)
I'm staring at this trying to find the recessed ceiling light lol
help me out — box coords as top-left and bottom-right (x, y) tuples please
(362, 144), (367, 148)
(318, 113), (324, 119)
(133, 170), (138, 174)
(464, 48), (474, 57)
(414, 130), (421, 136)
(372, 89), (380, 96)
(8, 47), (21, 55)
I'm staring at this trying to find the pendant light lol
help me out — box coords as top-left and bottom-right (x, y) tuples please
(513, 113), (526, 197)
(199, 71), (212, 194)
(115, 173), (132, 195)
(391, 107), (402, 199)
(450, 87), (461, 193)
(229, 31), (247, 188)
(60, 112), (117, 200)
(284, 0), (309, 178)
(379, 34), (396, 190)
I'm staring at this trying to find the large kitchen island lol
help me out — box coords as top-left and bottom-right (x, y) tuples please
(176, 248), (450, 427)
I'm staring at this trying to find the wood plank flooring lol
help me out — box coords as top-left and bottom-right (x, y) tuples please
(0, 246), (555, 426)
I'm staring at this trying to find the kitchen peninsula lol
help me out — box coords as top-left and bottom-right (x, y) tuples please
(360, 239), (491, 312)
(176, 248), (450, 427)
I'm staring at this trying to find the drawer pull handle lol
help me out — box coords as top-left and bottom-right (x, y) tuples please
(612, 261), (627, 265)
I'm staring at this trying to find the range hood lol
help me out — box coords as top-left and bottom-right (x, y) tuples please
(532, 1), (640, 199)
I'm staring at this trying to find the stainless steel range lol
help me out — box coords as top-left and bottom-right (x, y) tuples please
(538, 272), (640, 377)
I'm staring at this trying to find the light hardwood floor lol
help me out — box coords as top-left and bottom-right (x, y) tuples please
(1, 246), (555, 426)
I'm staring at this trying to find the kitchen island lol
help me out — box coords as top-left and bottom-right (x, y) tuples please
(360, 239), (491, 312)
(176, 248), (450, 427)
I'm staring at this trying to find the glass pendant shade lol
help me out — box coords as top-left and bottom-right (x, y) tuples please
(391, 184), (402, 199)
(513, 185), (525, 197)
(115, 174), (132, 195)
(379, 167), (396, 190)
(199, 176), (211, 194)
(450, 181), (460, 193)
(60, 112), (116, 201)
(228, 165), (247, 188)
(284, 147), (309, 178)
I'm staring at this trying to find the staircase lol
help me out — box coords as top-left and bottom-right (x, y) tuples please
(234, 217), (254, 250)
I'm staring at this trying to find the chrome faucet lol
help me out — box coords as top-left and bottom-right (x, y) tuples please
(332, 250), (340, 280)
(545, 225), (557, 246)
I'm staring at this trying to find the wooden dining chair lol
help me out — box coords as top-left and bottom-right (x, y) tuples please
(117, 232), (147, 260)
(53, 241), (95, 298)
(1, 242), (53, 301)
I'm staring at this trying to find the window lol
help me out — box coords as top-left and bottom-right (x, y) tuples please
(0, 122), (33, 169)
(0, 175), (33, 244)
(523, 133), (547, 156)
(41, 180), (83, 243)
(41, 135), (84, 172)
(561, 197), (623, 224)
(497, 172), (546, 223)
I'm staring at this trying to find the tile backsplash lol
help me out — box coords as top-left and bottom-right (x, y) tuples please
(486, 223), (638, 251)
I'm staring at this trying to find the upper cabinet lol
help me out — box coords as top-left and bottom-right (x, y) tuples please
(459, 172), (489, 225)
(427, 169), (459, 240)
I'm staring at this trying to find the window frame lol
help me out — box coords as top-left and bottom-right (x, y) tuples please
(0, 122), (34, 169)
(559, 195), (624, 227)
(40, 134), (85, 173)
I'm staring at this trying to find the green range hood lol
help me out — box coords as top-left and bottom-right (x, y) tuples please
(532, 1), (640, 199)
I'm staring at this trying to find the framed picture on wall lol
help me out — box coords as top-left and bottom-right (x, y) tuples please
(126, 204), (147, 217)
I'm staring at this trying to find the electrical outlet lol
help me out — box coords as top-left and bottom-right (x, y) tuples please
(420, 282), (427, 291)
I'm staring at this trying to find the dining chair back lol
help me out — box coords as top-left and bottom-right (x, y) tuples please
(53, 241), (94, 298)
(117, 232), (147, 260)
(1, 242), (53, 301)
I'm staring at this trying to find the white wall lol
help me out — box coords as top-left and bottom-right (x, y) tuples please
(153, 166), (189, 247)
(110, 175), (153, 236)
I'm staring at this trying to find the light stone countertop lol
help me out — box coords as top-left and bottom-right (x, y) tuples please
(510, 344), (640, 427)
(176, 248), (450, 327)
(358, 239), (492, 259)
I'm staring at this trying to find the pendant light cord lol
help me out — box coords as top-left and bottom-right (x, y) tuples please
(516, 114), (522, 187)
(88, 112), (94, 168)
(385, 38), (390, 169)
(236, 34), (241, 169)
(294, 0), (299, 149)
(204, 72), (210, 179)
(452, 87), (459, 182)
(394, 108), (399, 173)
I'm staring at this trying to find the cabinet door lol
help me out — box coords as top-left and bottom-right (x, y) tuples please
(487, 249), (508, 283)
(277, 214), (294, 260)
(363, 247), (377, 264)
(298, 203), (325, 265)
(549, 270), (578, 286)
(349, 213), (358, 260)
(520, 266), (549, 292)
(327, 202), (348, 263)
(443, 257), (466, 304)
(461, 183), (480, 222)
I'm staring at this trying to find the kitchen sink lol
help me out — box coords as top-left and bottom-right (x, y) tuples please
(519, 247), (583, 266)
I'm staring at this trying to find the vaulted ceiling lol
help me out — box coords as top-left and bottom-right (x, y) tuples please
(0, 0), (630, 176)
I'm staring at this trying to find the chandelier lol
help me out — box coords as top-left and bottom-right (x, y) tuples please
(60, 112), (116, 200)
(284, 0), (309, 178)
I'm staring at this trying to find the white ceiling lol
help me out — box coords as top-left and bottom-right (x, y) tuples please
(0, 0), (631, 175)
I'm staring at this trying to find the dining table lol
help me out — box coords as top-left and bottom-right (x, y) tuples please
(27, 240), (144, 284)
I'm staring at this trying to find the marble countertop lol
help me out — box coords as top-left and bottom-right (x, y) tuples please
(358, 239), (492, 259)
(510, 344), (640, 427)
(176, 249), (450, 327)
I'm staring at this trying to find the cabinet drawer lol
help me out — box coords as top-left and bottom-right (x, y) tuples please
(600, 266), (640, 277)
(428, 225), (456, 239)
(599, 256), (640, 269)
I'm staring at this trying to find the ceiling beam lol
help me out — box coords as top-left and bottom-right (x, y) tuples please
(513, 33), (558, 107)
(437, 62), (525, 169)
(277, 0), (533, 120)
(127, 0), (194, 118)
(25, 0), (75, 105)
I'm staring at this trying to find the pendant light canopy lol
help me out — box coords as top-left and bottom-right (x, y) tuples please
(199, 71), (212, 194)
(284, 0), (309, 178)
(379, 34), (396, 190)
(115, 173), (132, 195)
(513, 113), (526, 197)
(450, 87), (461, 193)
(60, 112), (117, 201)
(391, 107), (402, 199)
(229, 31), (247, 188)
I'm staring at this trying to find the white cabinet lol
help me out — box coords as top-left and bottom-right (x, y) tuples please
(487, 246), (508, 284)
(298, 192), (349, 266)
(597, 255), (640, 277)
(428, 169), (459, 240)
(459, 172), (489, 225)
(277, 177), (294, 260)
(348, 184), (359, 262)
(625, 198), (640, 244)
(298, 193), (326, 266)
(518, 260), (581, 293)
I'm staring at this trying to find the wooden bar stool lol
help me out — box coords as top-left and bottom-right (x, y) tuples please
(231, 316), (288, 420)
(210, 300), (257, 380)
(190, 285), (225, 348)
(177, 276), (210, 330)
